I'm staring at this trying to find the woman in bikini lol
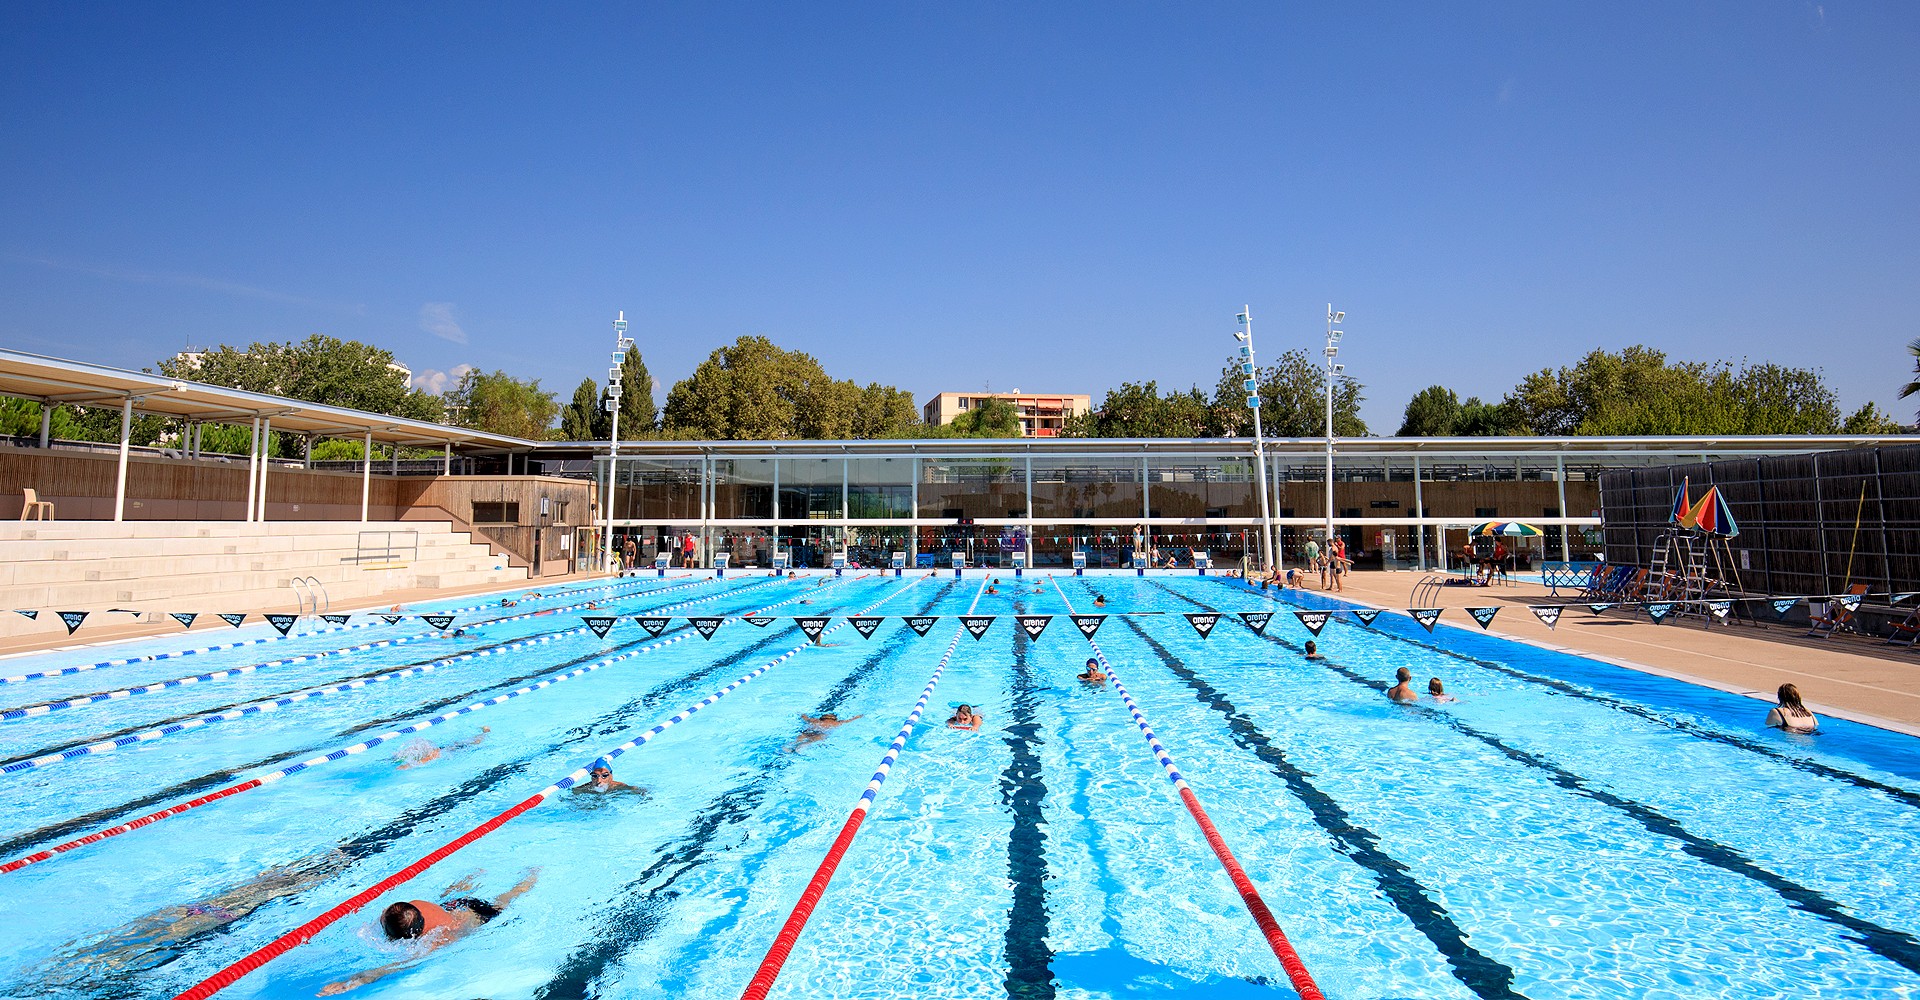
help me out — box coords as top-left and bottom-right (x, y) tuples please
(1765, 683), (1819, 734)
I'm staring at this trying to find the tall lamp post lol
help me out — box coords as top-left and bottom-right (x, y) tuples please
(1323, 304), (1345, 552)
(602, 311), (634, 575)
(1235, 307), (1276, 572)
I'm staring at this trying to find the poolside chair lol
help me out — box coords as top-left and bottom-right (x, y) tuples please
(1615, 569), (1651, 603)
(1886, 606), (1920, 647)
(19, 488), (53, 521)
(1580, 564), (1622, 600)
(1807, 584), (1869, 638)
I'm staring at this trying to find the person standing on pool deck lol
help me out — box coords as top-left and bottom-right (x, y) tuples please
(321, 869), (539, 994)
(1765, 683), (1819, 733)
(1387, 667), (1419, 703)
(1330, 537), (1348, 592)
(1302, 537), (1321, 589)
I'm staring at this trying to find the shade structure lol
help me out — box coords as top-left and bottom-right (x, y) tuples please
(1469, 521), (1544, 537)
(1683, 486), (1741, 537)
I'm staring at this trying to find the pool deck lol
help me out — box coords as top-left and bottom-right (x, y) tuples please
(1313, 571), (1920, 737)
(0, 570), (615, 661)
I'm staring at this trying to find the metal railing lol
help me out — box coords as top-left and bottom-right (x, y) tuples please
(290, 575), (329, 615)
(346, 529), (418, 565)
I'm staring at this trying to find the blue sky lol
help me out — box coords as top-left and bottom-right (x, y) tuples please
(2, 2), (1914, 430)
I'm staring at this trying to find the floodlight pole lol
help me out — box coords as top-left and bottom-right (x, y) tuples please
(1237, 307), (1276, 572)
(603, 311), (632, 575)
(1324, 304), (1343, 552)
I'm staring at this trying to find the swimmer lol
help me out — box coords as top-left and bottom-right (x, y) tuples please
(947, 704), (983, 731)
(498, 597), (517, 608)
(987, 585), (999, 595)
(1302, 640), (1324, 660)
(1387, 667), (1418, 704)
(320, 869), (539, 994)
(789, 711), (863, 751)
(1765, 682), (1819, 734)
(1428, 678), (1456, 703)
(1093, 594), (1107, 608)
(1076, 657), (1107, 685)
(571, 759), (645, 795)
(395, 728), (489, 769)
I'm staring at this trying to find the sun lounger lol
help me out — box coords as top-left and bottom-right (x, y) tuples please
(1807, 584), (1869, 638)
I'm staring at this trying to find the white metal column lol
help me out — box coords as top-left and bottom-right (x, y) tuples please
(1556, 454), (1571, 562)
(907, 457), (918, 564)
(360, 430), (372, 522)
(1025, 454), (1035, 565)
(38, 405), (51, 448)
(112, 396), (134, 522)
(255, 416), (272, 522)
(1414, 455), (1426, 571)
(244, 417), (260, 522)
(443, 443), (451, 476)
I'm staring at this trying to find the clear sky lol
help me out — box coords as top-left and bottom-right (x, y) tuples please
(2, 2), (1914, 431)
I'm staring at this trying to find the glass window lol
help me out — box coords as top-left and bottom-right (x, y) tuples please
(1147, 457), (1260, 518)
(917, 458), (1026, 519)
(1029, 457), (1143, 519)
(712, 458), (774, 520)
(613, 458), (701, 521)
(776, 457), (844, 520)
(846, 456), (913, 519)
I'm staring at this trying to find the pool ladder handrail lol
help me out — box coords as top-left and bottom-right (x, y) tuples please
(1409, 573), (1448, 609)
(289, 575), (330, 616)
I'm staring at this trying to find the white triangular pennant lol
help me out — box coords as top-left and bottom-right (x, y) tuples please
(1408, 608), (1442, 632)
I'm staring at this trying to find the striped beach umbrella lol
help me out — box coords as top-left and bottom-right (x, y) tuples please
(1469, 521), (1544, 537)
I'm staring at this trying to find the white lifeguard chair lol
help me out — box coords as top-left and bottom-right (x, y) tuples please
(1072, 550), (1087, 575)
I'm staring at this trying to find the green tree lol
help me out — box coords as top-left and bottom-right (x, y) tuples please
(443, 369), (560, 439)
(558, 378), (611, 441)
(1397, 385), (1463, 436)
(1456, 397), (1524, 436)
(614, 346), (658, 433)
(661, 335), (917, 440)
(1502, 346), (1846, 435)
(1214, 348), (1367, 437)
(930, 395), (1022, 438)
(158, 334), (441, 423)
(1066, 381), (1219, 438)
(1843, 402), (1907, 434)
(1900, 338), (1920, 421)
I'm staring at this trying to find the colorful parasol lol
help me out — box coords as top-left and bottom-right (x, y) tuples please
(1670, 477), (1692, 526)
(1469, 521), (1543, 537)
(1683, 486), (1740, 537)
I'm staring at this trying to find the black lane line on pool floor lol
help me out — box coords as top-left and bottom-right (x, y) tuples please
(1151, 584), (1920, 978)
(1086, 586), (1527, 1000)
(0, 579), (782, 773)
(1001, 596), (1058, 1000)
(0, 581), (818, 857)
(532, 584), (957, 1000)
(1265, 588), (1920, 811)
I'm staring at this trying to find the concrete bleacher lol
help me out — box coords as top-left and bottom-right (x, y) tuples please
(0, 521), (527, 626)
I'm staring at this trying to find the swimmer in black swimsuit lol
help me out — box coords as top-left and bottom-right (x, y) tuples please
(321, 869), (538, 994)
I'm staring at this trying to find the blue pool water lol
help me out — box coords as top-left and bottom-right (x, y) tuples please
(0, 572), (1916, 999)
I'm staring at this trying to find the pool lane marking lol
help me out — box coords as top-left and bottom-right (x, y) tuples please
(1094, 593), (1529, 1000)
(0, 576), (712, 720)
(1229, 584), (1920, 812)
(168, 575), (924, 1000)
(999, 592), (1058, 999)
(1171, 584), (1920, 977)
(0, 579), (768, 775)
(739, 624), (968, 1000)
(1049, 577), (1326, 1000)
(0, 575), (661, 686)
(0, 580), (843, 874)
(531, 581), (962, 998)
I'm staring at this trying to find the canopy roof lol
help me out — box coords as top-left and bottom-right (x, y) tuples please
(0, 348), (537, 454)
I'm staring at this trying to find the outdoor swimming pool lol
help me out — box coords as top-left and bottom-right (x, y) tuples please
(1, 572), (1915, 999)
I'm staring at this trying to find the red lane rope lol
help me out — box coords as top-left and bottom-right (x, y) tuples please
(1050, 576), (1325, 1000)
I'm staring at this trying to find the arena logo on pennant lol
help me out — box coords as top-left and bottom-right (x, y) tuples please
(57, 610), (89, 635)
(321, 614), (351, 625)
(1646, 602), (1676, 623)
(1408, 608), (1442, 632)
(264, 613), (299, 636)
(421, 615), (455, 631)
(1237, 611), (1272, 635)
(1070, 614), (1106, 640)
(1708, 600), (1733, 619)
(169, 612), (198, 629)
(1770, 598), (1798, 618)
(637, 617), (670, 637)
(960, 615), (995, 640)
(1184, 613), (1219, 639)
(1015, 615), (1052, 640)
(378, 614), (405, 625)
(1293, 610), (1331, 636)
(745, 616), (775, 628)
(794, 616), (830, 642)
(12, 609), (38, 620)
(582, 616), (617, 639)
(848, 616), (883, 639)
(690, 616), (725, 640)
(1528, 606), (1561, 629)
(1350, 609), (1382, 627)
(904, 616), (939, 637)
(219, 613), (248, 628)
(1466, 607), (1499, 629)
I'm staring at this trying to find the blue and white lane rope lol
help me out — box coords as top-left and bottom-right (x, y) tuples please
(0, 574), (678, 687)
(0, 578), (771, 775)
(0, 576), (715, 720)
(741, 622), (967, 999)
(168, 577), (925, 1000)
(0, 578), (869, 872)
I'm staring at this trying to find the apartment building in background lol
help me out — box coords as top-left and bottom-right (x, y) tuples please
(922, 390), (1092, 438)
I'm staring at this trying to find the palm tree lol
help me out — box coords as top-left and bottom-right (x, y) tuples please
(1903, 339), (1920, 418)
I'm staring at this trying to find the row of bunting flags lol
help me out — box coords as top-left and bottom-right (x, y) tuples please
(8, 609), (462, 637)
(579, 589), (1904, 644)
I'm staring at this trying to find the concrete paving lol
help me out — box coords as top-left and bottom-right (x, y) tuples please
(1282, 569), (1920, 736)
